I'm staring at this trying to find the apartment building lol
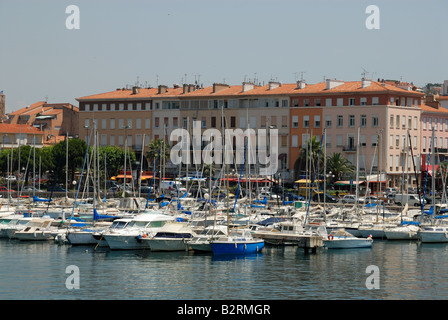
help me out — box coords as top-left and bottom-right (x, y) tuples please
(0, 123), (44, 149)
(77, 78), (428, 187)
(5, 101), (79, 144)
(288, 78), (425, 189)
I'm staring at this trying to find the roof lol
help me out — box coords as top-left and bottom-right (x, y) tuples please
(8, 102), (78, 117)
(419, 104), (448, 114)
(76, 80), (425, 101)
(0, 123), (44, 135)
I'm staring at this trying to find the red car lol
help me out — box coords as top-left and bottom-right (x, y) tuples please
(0, 186), (15, 192)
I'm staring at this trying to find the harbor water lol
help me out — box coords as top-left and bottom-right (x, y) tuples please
(1, 238), (448, 300)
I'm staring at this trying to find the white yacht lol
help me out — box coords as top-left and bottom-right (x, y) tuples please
(384, 223), (420, 240)
(143, 222), (197, 251)
(418, 225), (448, 243)
(323, 229), (373, 249)
(102, 211), (175, 250)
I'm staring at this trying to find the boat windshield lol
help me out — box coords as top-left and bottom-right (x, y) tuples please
(148, 221), (167, 228)
(126, 221), (148, 228)
(110, 221), (128, 229)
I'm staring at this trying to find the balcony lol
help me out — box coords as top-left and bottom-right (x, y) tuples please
(342, 145), (357, 152)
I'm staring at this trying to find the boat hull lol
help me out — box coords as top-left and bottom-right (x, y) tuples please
(103, 234), (151, 250)
(210, 241), (265, 255)
(67, 231), (100, 245)
(384, 230), (418, 240)
(15, 231), (54, 241)
(323, 238), (372, 249)
(145, 238), (190, 251)
(419, 232), (448, 243)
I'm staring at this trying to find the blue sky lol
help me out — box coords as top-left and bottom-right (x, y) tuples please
(0, 0), (447, 113)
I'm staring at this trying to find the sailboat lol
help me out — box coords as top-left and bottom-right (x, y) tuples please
(323, 228), (373, 249)
(209, 137), (264, 255)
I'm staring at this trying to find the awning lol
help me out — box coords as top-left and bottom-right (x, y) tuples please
(334, 180), (365, 186)
(295, 179), (323, 183)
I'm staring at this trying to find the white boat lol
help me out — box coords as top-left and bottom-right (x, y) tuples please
(188, 225), (228, 252)
(418, 225), (448, 243)
(14, 218), (57, 241)
(66, 221), (113, 246)
(384, 223), (420, 240)
(323, 229), (373, 249)
(210, 228), (265, 255)
(357, 221), (398, 239)
(252, 220), (306, 245)
(0, 214), (26, 238)
(102, 211), (175, 250)
(4, 217), (36, 239)
(143, 222), (197, 251)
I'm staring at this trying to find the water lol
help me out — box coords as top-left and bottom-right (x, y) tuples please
(1, 239), (448, 300)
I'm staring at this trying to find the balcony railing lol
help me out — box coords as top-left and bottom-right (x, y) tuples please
(342, 145), (357, 152)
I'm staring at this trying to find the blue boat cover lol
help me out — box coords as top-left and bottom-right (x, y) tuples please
(33, 195), (52, 202)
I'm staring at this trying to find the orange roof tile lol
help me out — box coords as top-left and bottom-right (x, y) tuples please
(0, 123), (44, 134)
(77, 80), (425, 101)
(419, 104), (448, 114)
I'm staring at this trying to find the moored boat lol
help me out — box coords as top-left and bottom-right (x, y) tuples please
(323, 229), (373, 249)
(210, 228), (264, 255)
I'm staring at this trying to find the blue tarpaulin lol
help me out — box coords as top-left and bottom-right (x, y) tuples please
(33, 195), (52, 202)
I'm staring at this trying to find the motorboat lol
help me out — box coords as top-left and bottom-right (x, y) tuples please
(102, 211), (175, 250)
(210, 228), (265, 255)
(384, 223), (420, 240)
(143, 222), (197, 251)
(323, 229), (373, 249)
(14, 218), (57, 241)
(252, 220), (305, 246)
(188, 225), (228, 252)
(418, 225), (448, 243)
(66, 221), (114, 246)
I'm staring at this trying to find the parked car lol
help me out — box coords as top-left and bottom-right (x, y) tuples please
(312, 193), (339, 203)
(283, 193), (303, 201)
(394, 194), (423, 207)
(258, 191), (280, 200)
(5, 175), (17, 181)
(341, 194), (365, 204)
(22, 186), (44, 193)
(0, 186), (15, 192)
(47, 185), (67, 192)
(139, 186), (154, 194)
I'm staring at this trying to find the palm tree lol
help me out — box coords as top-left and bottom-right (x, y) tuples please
(326, 153), (355, 185)
(295, 136), (325, 178)
(146, 138), (170, 168)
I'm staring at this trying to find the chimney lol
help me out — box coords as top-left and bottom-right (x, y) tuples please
(297, 80), (306, 89)
(132, 86), (140, 94)
(361, 78), (371, 88)
(213, 83), (230, 93)
(183, 84), (189, 94)
(158, 85), (168, 94)
(326, 79), (344, 90)
(268, 81), (281, 90)
(242, 82), (254, 93)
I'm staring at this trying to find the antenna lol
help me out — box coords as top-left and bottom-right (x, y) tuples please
(361, 67), (368, 79)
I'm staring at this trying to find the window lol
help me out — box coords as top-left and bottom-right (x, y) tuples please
(292, 99), (299, 107)
(349, 98), (355, 106)
(372, 97), (379, 105)
(110, 118), (115, 129)
(127, 118), (133, 128)
(315, 99), (321, 106)
(110, 104), (115, 111)
(281, 136), (287, 147)
(414, 116), (418, 130)
(127, 103), (133, 111)
(231, 116), (236, 128)
(326, 135), (331, 147)
(101, 118), (107, 129)
(361, 135), (366, 147)
(389, 135), (393, 148)
(261, 116), (266, 128)
(201, 117), (206, 128)
(154, 117), (159, 128)
(303, 115), (309, 128)
(93, 104), (98, 111)
(119, 103), (124, 111)
(145, 118), (150, 129)
(271, 116), (277, 127)
(101, 134), (107, 146)
(292, 116), (299, 128)
(371, 135), (378, 146)
(292, 135), (298, 147)
(349, 115), (355, 127)
(84, 118), (90, 127)
(325, 115), (332, 128)
(304, 99), (310, 107)
(408, 116), (412, 129)
(337, 115), (343, 127)
(325, 98), (332, 107)
(423, 137), (426, 150)
(240, 117), (246, 129)
(211, 117), (216, 128)
(372, 115), (379, 127)
(390, 115), (394, 129)
(110, 135), (115, 145)
(336, 135), (343, 146)
(302, 134), (310, 145)
(360, 97), (367, 106)
(118, 135), (123, 146)
(337, 98), (343, 106)
(282, 99), (288, 107)
(389, 155), (393, 170)
(118, 118), (124, 129)
(314, 115), (320, 128)
(361, 115), (367, 127)
(85, 104), (90, 111)
(423, 117), (426, 130)
(396, 115), (400, 129)
(428, 118), (432, 130)
(136, 103), (142, 111)
(282, 116), (288, 128)
(136, 118), (142, 129)
(145, 103), (151, 110)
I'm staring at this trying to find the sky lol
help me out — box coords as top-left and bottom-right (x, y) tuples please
(0, 0), (447, 113)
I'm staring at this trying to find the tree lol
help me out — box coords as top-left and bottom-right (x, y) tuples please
(326, 153), (355, 184)
(146, 138), (170, 168)
(295, 136), (325, 178)
(97, 145), (135, 179)
(52, 138), (87, 183)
